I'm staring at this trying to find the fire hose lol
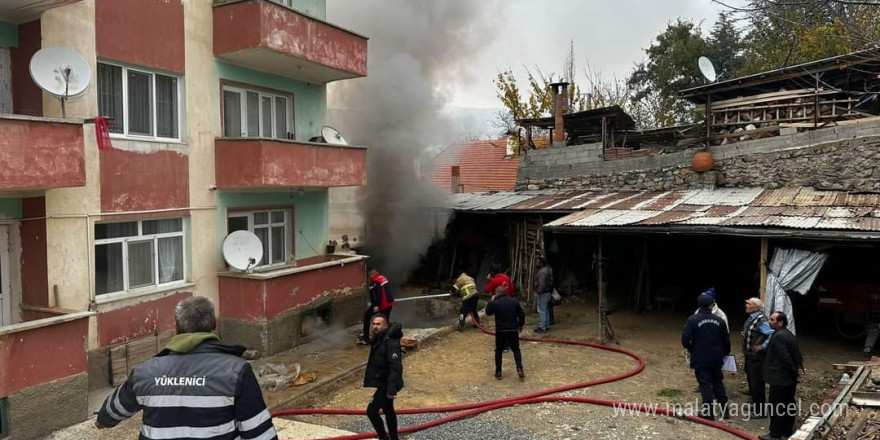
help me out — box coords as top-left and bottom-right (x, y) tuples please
(271, 317), (759, 440)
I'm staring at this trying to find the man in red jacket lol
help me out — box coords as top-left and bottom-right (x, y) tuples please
(359, 269), (396, 344)
(484, 263), (515, 298)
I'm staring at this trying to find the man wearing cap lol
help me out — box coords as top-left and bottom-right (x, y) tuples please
(692, 287), (728, 331)
(682, 292), (731, 420)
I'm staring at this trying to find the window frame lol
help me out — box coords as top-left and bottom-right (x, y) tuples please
(97, 61), (184, 142)
(94, 218), (187, 297)
(221, 84), (294, 140)
(226, 209), (291, 270)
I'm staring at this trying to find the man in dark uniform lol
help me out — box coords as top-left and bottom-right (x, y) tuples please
(364, 314), (404, 440)
(486, 286), (525, 380)
(743, 297), (774, 419)
(682, 292), (731, 420)
(759, 311), (805, 440)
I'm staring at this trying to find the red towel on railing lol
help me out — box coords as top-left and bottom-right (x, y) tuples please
(95, 116), (114, 151)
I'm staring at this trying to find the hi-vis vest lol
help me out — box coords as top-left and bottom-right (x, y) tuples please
(453, 273), (478, 300)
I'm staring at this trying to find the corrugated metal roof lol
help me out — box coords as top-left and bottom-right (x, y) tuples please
(449, 187), (880, 235)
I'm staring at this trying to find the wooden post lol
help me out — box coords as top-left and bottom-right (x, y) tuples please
(598, 235), (605, 342)
(705, 95), (712, 146)
(759, 238), (768, 304)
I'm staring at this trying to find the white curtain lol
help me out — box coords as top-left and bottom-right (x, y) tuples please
(765, 248), (828, 334)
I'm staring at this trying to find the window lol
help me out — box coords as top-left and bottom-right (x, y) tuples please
(95, 219), (185, 295)
(98, 62), (182, 140)
(227, 210), (289, 268)
(222, 85), (293, 140)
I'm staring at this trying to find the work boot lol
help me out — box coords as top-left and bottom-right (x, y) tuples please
(517, 368), (525, 380)
(457, 320), (464, 332)
(495, 371), (502, 380)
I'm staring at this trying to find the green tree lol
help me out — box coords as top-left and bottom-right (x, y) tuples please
(627, 19), (708, 127)
(707, 12), (744, 80)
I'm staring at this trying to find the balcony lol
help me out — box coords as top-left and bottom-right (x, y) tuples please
(0, 114), (86, 192)
(213, 0), (368, 84)
(215, 138), (367, 189)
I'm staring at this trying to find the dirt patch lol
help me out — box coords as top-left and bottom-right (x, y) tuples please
(280, 301), (859, 439)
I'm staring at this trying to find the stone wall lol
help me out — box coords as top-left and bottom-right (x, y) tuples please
(517, 120), (880, 192)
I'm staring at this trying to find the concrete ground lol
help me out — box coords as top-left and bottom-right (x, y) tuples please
(42, 322), (455, 439)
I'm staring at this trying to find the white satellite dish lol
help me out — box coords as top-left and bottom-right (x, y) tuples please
(29, 47), (92, 118)
(698, 56), (717, 83)
(321, 125), (349, 146)
(222, 230), (264, 271)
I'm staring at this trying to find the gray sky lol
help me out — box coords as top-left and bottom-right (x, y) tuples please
(328, 0), (735, 110)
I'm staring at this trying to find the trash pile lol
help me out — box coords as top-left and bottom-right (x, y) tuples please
(256, 363), (317, 392)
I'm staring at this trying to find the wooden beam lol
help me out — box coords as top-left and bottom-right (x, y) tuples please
(759, 238), (768, 304)
(598, 235), (605, 343)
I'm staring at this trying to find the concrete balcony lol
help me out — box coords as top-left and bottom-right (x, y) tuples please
(214, 138), (367, 189)
(0, 115), (86, 192)
(213, 0), (368, 84)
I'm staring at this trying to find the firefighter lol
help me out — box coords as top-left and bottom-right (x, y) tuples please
(484, 263), (515, 298)
(453, 271), (480, 331)
(359, 269), (396, 344)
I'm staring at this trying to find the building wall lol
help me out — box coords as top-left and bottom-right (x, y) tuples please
(41, 1), (101, 320)
(94, 0), (185, 73)
(216, 61), (326, 142)
(217, 190), (329, 261)
(519, 121), (880, 192)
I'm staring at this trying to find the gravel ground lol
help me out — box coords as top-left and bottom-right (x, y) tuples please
(339, 413), (544, 440)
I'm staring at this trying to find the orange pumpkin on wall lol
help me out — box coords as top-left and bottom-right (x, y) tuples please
(692, 151), (715, 172)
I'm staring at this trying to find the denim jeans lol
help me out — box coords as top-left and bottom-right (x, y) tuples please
(537, 292), (551, 329)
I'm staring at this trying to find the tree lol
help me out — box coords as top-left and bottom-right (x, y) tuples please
(627, 19), (708, 127)
(729, 0), (880, 74)
(707, 12), (745, 80)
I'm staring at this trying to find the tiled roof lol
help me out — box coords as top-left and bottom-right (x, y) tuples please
(424, 140), (519, 193)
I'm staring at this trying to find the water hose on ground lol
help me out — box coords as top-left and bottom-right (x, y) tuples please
(272, 316), (758, 440)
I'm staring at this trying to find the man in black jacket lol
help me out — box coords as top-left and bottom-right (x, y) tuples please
(759, 312), (805, 440)
(95, 297), (277, 440)
(364, 314), (404, 440)
(486, 286), (526, 380)
(682, 293), (731, 420)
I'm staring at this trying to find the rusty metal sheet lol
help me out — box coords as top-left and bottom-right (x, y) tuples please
(473, 193), (537, 211)
(596, 192), (646, 209)
(570, 209), (631, 227)
(638, 210), (694, 225)
(680, 188), (763, 206)
(763, 216), (822, 229)
(753, 188), (799, 206)
(681, 216), (729, 225)
(505, 192), (572, 211)
(741, 207), (786, 216)
(640, 191), (690, 210)
(834, 192), (880, 207)
(545, 209), (600, 227)
(572, 192), (629, 209)
(825, 207), (860, 218)
(544, 190), (600, 210)
(602, 210), (662, 225)
(859, 218), (880, 231)
(704, 205), (741, 217)
(816, 218), (862, 230)
(780, 206), (828, 217)
(605, 192), (659, 210)
(673, 205), (711, 212)
(793, 188), (839, 206)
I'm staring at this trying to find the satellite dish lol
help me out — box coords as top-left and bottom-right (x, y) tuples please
(29, 47), (92, 118)
(698, 56), (717, 83)
(321, 126), (349, 146)
(222, 231), (263, 271)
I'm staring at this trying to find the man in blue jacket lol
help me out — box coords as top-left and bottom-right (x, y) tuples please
(682, 293), (731, 420)
(364, 314), (404, 440)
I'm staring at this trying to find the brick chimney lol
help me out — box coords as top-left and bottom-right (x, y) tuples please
(550, 82), (569, 147)
(451, 166), (461, 194)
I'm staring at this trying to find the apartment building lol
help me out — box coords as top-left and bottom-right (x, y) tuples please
(0, 1), (368, 438)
